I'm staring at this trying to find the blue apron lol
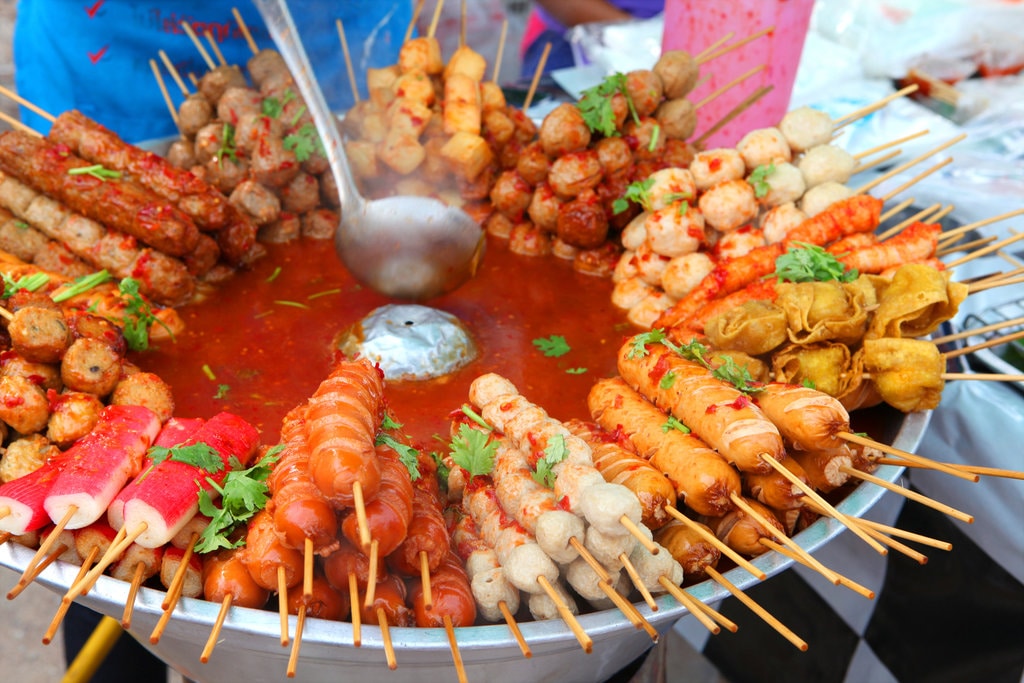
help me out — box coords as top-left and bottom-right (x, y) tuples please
(14, 0), (412, 142)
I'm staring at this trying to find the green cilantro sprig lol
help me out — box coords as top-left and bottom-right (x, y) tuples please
(576, 73), (639, 137)
(50, 270), (111, 303)
(532, 434), (567, 488)
(648, 124), (661, 152)
(661, 416), (690, 434)
(626, 329), (667, 359)
(261, 96), (283, 118)
(566, 367), (587, 375)
(377, 415), (421, 482)
(612, 178), (655, 215)
(283, 123), (325, 162)
(747, 162), (776, 199)
(68, 164), (122, 181)
(215, 123), (237, 167)
(430, 450), (451, 493)
(119, 277), (174, 351)
(194, 446), (282, 554)
(2, 272), (50, 298)
(449, 424), (497, 478)
(533, 334), (571, 358)
(771, 242), (858, 283)
(460, 404), (492, 431)
(627, 331), (763, 394)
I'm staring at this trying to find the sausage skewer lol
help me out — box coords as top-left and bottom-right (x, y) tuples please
(149, 532), (201, 643)
(705, 565), (808, 650)
(285, 538), (316, 678)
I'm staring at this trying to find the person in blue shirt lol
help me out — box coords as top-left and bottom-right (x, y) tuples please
(14, 0), (412, 142)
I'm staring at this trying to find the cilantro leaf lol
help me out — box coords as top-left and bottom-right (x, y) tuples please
(213, 384), (230, 399)
(377, 432), (422, 482)
(532, 434), (568, 488)
(381, 414), (403, 431)
(626, 329), (667, 359)
(261, 96), (282, 118)
(802, 378), (817, 389)
(193, 447), (281, 554)
(659, 371), (677, 389)
(148, 443), (225, 473)
(661, 416), (690, 434)
(772, 242), (858, 283)
(747, 162), (776, 199)
(711, 355), (763, 394)
(613, 178), (655, 215)
(533, 334), (571, 358)
(118, 277), (173, 351)
(215, 123), (237, 167)
(283, 123), (325, 162)
(449, 424), (497, 478)
(430, 451), (451, 493)
(577, 73), (627, 137)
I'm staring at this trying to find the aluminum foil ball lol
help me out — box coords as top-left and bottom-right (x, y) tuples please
(337, 304), (477, 380)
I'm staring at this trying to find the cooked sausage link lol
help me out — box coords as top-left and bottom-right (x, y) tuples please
(339, 446), (413, 556)
(242, 508), (304, 591)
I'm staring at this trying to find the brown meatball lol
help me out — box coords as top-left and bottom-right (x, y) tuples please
(60, 337), (122, 396)
(66, 312), (127, 358)
(490, 171), (533, 221)
(110, 372), (175, 422)
(46, 391), (103, 447)
(458, 164), (497, 203)
(654, 50), (700, 100)
(557, 190), (609, 249)
(8, 307), (71, 364)
(301, 209), (339, 240)
(230, 180), (281, 226)
(662, 139), (698, 168)
(528, 182), (563, 233)
(609, 93), (630, 132)
(539, 103), (591, 158)
(193, 122), (226, 165)
(655, 98), (697, 141)
(625, 70), (664, 118)
(204, 156), (250, 194)
(482, 109), (515, 148)
(594, 137), (633, 176)
(319, 170), (341, 209)
(258, 212), (302, 243)
(0, 375), (50, 434)
(234, 111), (284, 156)
(624, 117), (665, 161)
(516, 141), (551, 186)
(0, 354), (61, 392)
(198, 64), (248, 103)
(166, 138), (197, 170)
(280, 172), (321, 215)
(574, 241), (623, 278)
(507, 107), (538, 145)
(0, 433), (58, 483)
(250, 135), (300, 188)
(484, 212), (514, 239)
(217, 86), (263, 126)
(508, 223), (552, 257)
(548, 151), (603, 199)
(248, 49), (288, 89)
(178, 94), (213, 138)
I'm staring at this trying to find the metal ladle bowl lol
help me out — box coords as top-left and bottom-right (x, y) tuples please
(255, 0), (486, 301)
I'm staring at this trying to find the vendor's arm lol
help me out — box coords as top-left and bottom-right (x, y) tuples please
(532, 0), (632, 27)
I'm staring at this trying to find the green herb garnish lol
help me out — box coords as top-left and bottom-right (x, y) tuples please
(566, 367), (587, 375)
(214, 384), (230, 399)
(119, 277), (173, 351)
(532, 434), (567, 488)
(711, 355), (763, 394)
(802, 378), (817, 390)
(659, 371), (677, 389)
(194, 446), (282, 554)
(533, 334), (571, 358)
(661, 416), (690, 434)
(612, 177), (655, 215)
(283, 123), (325, 162)
(747, 162), (776, 199)
(772, 242), (858, 283)
(266, 267), (282, 282)
(67, 164), (122, 181)
(460, 404), (492, 431)
(648, 124), (661, 152)
(50, 270), (111, 303)
(149, 443), (225, 473)
(215, 123), (237, 167)
(377, 432), (421, 482)
(449, 423), (497, 478)
(626, 329), (667, 359)
(261, 96), (282, 118)
(3, 272), (50, 297)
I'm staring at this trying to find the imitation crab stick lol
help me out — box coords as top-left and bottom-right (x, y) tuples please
(109, 412), (259, 548)
(0, 460), (72, 535)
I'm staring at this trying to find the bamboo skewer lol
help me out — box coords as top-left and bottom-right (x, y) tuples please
(856, 135), (964, 196)
(0, 84), (53, 122)
(499, 600), (531, 657)
(7, 543), (68, 600)
(926, 204), (955, 225)
(840, 466), (974, 523)
(232, 8), (259, 55)
(760, 538), (875, 598)
(760, 455), (887, 555)
(664, 506), (766, 580)
(697, 26), (773, 66)
(378, 607), (398, 670)
(838, 432), (978, 482)
(161, 532), (199, 609)
(348, 574), (362, 647)
(537, 575), (592, 652)
(336, 18), (360, 104)
(705, 566), (808, 650)
(835, 84), (919, 128)
(150, 59), (180, 128)
(693, 65), (766, 110)
(938, 208), (1024, 245)
(853, 129), (929, 160)
(944, 372), (1024, 381)
(43, 547), (98, 645)
(201, 593), (233, 663)
(205, 31), (228, 66)
(969, 273), (1024, 294)
(695, 32), (735, 62)
(931, 315), (1024, 345)
(0, 109), (40, 134)
(852, 515), (953, 551)
(419, 550), (433, 610)
(694, 85), (773, 148)
(352, 482), (371, 551)
(181, 22), (216, 70)
(363, 540), (379, 609)
(492, 20), (509, 84)
(277, 565), (290, 646)
(620, 515), (659, 555)
(618, 552), (657, 611)
(877, 202), (941, 240)
(522, 43), (551, 112)
(599, 580), (659, 641)
(405, 0), (425, 43)
(730, 494), (841, 585)
(878, 157), (954, 203)
(427, 0), (445, 38)
(878, 196), (916, 223)
(121, 561), (147, 630)
(567, 536), (610, 582)
(188, 72), (200, 88)
(287, 603), (307, 678)
(68, 524), (147, 602)
(158, 50), (191, 97)
(875, 455), (1024, 478)
(655, 576), (722, 634)
(944, 328), (1024, 359)
(851, 147), (902, 176)
(20, 506), (77, 584)
(847, 522), (928, 565)
(444, 614), (469, 683)
(945, 231), (1024, 269)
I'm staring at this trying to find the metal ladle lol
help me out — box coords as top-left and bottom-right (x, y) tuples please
(255, 0), (486, 300)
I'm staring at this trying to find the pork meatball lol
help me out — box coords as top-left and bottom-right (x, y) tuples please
(628, 291), (676, 330)
(757, 162), (806, 208)
(797, 144), (856, 189)
(0, 354), (61, 392)
(0, 375), (49, 434)
(647, 167), (697, 210)
(217, 86), (263, 125)
(46, 391), (103, 447)
(166, 138), (197, 170)
(557, 190), (609, 249)
(490, 170), (533, 221)
(661, 251), (715, 300)
(625, 69), (664, 118)
(8, 306), (72, 364)
(594, 137), (633, 177)
(178, 94), (213, 138)
(761, 202), (809, 243)
(484, 211), (514, 239)
(60, 337), (122, 396)
(0, 433), (58, 483)
(515, 141), (551, 186)
(799, 181), (853, 218)
(539, 103), (591, 158)
(644, 202), (705, 258)
(198, 64), (248, 103)
(528, 183), (562, 232)
(301, 209), (339, 240)
(655, 98), (697, 140)
(612, 275), (655, 310)
(230, 180), (281, 226)
(110, 372), (175, 422)
(620, 211), (649, 250)
(548, 151), (603, 199)
(508, 223), (552, 257)
(632, 242), (672, 286)
(737, 127), (792, 171)
(654, 50), (700, 99)
(715, 227), (766, 260)
(690, 148), (747, 191)
(698, 179), (758, 232)
(280, 172), (321, 215)
(779, 106), (833, 153)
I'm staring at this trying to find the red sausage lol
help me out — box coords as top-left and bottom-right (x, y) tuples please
(286, 573), (350, 621)
(387, 487), (449, 577)
(340, 446), (413, 556)
(359, 574), (412, 627)
(241, 509), (304, 591)
(409, 551), (477, 627)
(203, 548), (270, 609)
(323, 537), (385, 593)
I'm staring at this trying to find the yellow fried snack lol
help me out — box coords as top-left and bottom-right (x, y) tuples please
(862, 337), (945, 412)
(775, 280), (870, 346)
(704, 299), (788, 356)
(835, 347), (883, 412)
(772, 342), (854, 398)
(867, 264), (968, 339)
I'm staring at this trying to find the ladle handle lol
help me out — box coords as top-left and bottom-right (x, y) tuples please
(253, 0), (365, 213)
